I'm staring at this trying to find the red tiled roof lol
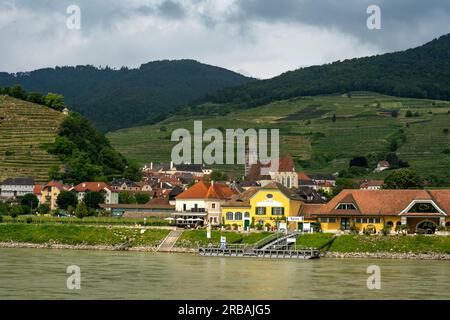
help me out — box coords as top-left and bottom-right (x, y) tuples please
(176, 181), (236, 200)
(299, 189), (450, 217)
(34, 184), (43, 195)
(297, 172), (311, 180)
(73, 182), (111, 192)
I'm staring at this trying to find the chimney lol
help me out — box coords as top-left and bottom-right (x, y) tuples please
(82, 183), (86, 188)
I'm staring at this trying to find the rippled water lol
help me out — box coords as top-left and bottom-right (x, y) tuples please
(0, 248), (449, 300)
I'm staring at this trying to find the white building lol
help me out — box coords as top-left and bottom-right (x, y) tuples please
(0, 178), (35, 198)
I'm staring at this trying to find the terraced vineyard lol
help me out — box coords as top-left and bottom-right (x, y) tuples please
(0, 95), (65, 182)
(108, 92), (450, 180)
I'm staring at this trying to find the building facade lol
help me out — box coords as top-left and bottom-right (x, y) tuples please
(0, 178), (35, 198)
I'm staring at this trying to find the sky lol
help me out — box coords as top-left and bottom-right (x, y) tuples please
(0, 0), (449, 79)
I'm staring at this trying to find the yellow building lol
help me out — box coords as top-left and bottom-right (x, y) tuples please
(222, 182), (303, 230)
(40, 181), (69, 211)
(300, 189), (450, 234)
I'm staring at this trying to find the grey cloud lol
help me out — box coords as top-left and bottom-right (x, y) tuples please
(229, 0), (450, 51)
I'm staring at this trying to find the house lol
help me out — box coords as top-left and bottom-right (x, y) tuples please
(245, 156), (298, 188)
(40, 181), (71, 211)
(293, 187), (327, 204)
(309, 174), (336, 186)
(221, 182), (303, 230)
(0, 178), (35, 198)
(71, 182), (118, 205)
(110, 179), (141, 192)
(374, 161), (390, 172)
(143, 162), (212, 177)
(359, 180), (384, 190)
(299, 189), (450, 234)
(100, 198), (175, 218)
(175, 181), (237, 226)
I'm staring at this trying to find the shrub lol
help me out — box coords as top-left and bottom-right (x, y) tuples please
(349, 223), (359, 234)
(381, 225), (391, 236)
(232, 223), (239, 230)
(0, 215), (3, 223)
(443, 128), (449, 134)
(25, 217), (33, 224)
(406, 110), (413, 117)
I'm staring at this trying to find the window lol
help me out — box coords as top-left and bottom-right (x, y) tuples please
(336, 203), (357, 210)
(256, 207), (266, 215)
(183, 204), (187, 211)
(319, 217), (336, 223)
(355, 218), (381, 224)
(271, 207), (284, 215)
(408, 202), (439, 213)
(226, 212), (233, 221)
(266, 194), (273, 199)
(212, 203), (216, 209)
(244, 212), (250, 218)
(287, 176), (291, 188)
(234, 212), (243, 220)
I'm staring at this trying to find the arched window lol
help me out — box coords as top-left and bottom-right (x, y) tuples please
(226, 212), (233, 220)
(234, 212), (243, 220)
(446, 222), (450, 228)
(386, 221), (394, 228)
(282, 176), (285, 185)
(287, 176), (291, 188)
(244, 212), (250, 218)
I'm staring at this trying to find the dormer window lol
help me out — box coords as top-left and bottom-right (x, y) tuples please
(336, 203), (357, 210)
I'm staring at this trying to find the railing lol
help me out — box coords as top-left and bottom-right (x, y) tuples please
(253, 232), (285, 249)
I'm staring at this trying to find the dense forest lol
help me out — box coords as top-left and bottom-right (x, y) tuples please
(183, 33), (450, 116)
(0, 60), (253, 132)
(47, 112), (130, 183)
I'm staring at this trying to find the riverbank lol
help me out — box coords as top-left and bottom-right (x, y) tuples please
(1, 224), (450, 259)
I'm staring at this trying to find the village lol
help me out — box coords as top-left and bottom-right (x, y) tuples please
(1, 155), (449, 239)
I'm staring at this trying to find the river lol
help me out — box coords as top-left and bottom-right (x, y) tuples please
(0, 248), (449, 299)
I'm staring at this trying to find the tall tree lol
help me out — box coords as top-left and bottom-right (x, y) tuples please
(383, 169), (423, 189)
(83, 191), (105, 209)
(56, 191), (78, 210)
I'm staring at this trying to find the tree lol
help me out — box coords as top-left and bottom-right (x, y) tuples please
(383, 169), (423, 189)
(44, 93), (65, 111)
(74, 202), (88, 219)
(119, 192), (136, 204)
(20, 193), (39, 210)
(123, 162), (142, 181)
(349, 156), (368, 168)
(332, 113), (337, 122)
(210, 171), (228, 181)
(135, 193), (150, 204)
(9, 204), (24, 217)
(333, 178), (355, 196)
(56, 191), (78, 210)
(83, 191), (105, 209)
(37, 204), (51, 215)
(391, 110), (399, 118)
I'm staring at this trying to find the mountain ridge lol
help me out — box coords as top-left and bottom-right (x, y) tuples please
(0, 59), (254, 132)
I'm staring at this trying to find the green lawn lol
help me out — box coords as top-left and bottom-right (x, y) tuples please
(296, 233), (450, 254)
(175, 230), (272, 248)
(0, 215), (170, 226)
(0, 224), (169, 247)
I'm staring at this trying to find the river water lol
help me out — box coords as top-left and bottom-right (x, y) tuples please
(0, 248), (449, 300)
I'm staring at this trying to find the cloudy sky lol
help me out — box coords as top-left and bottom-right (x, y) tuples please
(0, 0), (449, 79)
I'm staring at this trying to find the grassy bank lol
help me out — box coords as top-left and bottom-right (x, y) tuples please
(0, 224), (170, 247)
(296, 233), (450, 254)
(0, 215), (170, 226)
(175, 230), (272, 248)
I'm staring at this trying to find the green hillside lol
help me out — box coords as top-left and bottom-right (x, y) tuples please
(0, 95), (65, 182)
(0, 60), (253, 132)
(107, 92), (450, 181)
(184, 34), (450, 117)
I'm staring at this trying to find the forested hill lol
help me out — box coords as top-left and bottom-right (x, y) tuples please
(0, 60), (253, 132)
(184, 33), (450, 116)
